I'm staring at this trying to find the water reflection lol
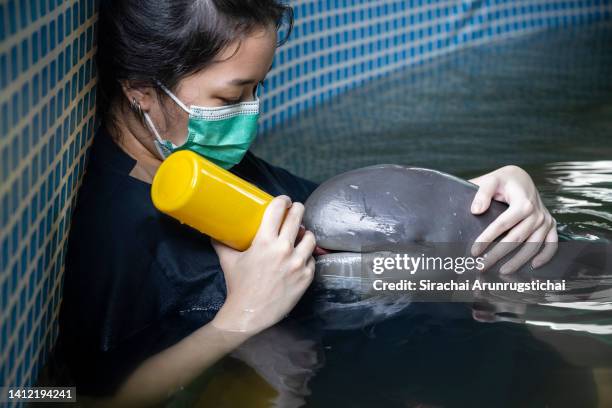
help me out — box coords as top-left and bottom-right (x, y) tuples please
(167, 323), (323, 408)
(543, 161), (612, 240)
(306, 303), (601, 407)
(179, 302), (603, 407)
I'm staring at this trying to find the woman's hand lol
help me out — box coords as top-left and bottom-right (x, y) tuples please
(469, 165), (558, 274)
(211, 196), (316, 334)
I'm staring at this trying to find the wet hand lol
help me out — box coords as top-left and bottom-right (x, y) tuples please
(469, 165), (558, 274)
(211, 196), (316, 334)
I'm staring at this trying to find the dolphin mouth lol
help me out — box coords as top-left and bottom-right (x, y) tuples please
(313, 247), (387, 258)
(313, 246), (334, 256)
(297, 225), (334, 256)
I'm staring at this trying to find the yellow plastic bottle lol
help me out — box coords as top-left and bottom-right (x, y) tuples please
(151, 150), (273, 251)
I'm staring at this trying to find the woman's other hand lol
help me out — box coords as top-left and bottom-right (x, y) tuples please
(469, 165), (558, 274)
(211, 195), (316, 334)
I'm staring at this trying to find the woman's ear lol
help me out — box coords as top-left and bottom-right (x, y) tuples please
(120, 80), (156, 112)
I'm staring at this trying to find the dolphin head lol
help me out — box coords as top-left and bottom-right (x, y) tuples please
(302, 165), (507, 328)
(304, 164), (506, 251)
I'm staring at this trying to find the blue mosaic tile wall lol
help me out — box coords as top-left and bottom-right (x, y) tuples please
(0, 0), (98, 393)
(259, 0), (612, 133)
(0, 0), (611, 396)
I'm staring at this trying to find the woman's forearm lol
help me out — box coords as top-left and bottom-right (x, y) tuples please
(98, 321), (251, 407)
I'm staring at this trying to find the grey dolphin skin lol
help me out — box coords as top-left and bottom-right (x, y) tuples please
(304, 164), (508, 250)
(303, 165), (508, 289)
(300, 164), (510, 328)
(302, 165), (610, 328)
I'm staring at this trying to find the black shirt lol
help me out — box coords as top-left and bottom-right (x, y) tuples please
(56, 126), (318, 395)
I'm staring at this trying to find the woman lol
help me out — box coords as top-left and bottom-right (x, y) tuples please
(56, 0), (558, 405)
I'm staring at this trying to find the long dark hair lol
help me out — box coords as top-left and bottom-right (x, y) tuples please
(96, 0), (293, 137)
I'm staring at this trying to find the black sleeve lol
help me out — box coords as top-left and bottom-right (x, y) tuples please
(59, 223), (227, 397)
(58, 172), (228, 396)
(153, 213), (227, 317)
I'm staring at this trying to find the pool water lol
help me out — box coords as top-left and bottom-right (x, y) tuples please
(170, 24), (612, 407)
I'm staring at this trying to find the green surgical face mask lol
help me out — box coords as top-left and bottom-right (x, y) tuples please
(144, 83), (259, 169)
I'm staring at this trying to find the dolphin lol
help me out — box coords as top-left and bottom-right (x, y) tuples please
(300, 164), (506, 328)
(301, 165), (610, 329)
(304, 164), (508, 250)
(303, 164), (508, 288)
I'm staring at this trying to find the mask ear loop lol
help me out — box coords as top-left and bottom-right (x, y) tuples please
(156, 81), (191, 115)
(142, 110), (172, 160)
(142, 111), (164, 143)
(129, 84), (186, 159)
